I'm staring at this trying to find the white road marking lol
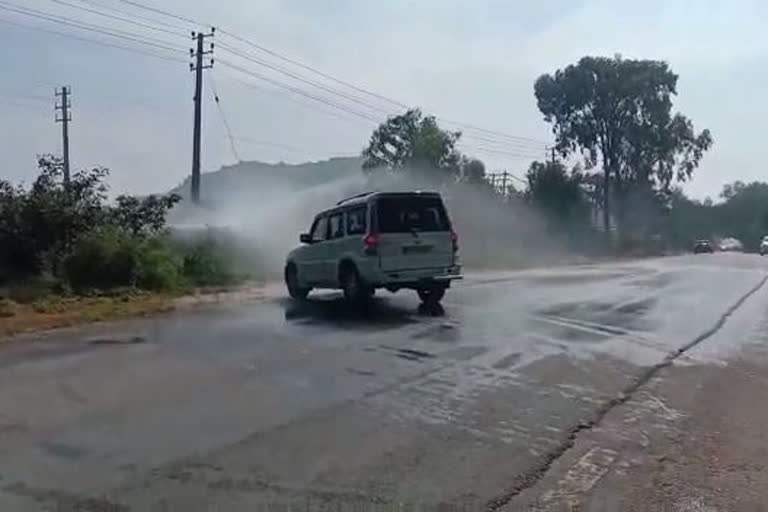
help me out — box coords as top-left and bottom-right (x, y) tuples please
(539, 446), (617, 509)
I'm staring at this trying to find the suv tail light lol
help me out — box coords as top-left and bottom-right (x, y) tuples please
(363, 233), (379, 254)
(451, 230), (459, 253)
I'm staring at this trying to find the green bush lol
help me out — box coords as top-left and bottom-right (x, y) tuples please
(63, 229), (131, 291)
(63, 229), (183, 292)
(180, 235), (238, 287)
(135, 237), (183, 291)
(2, 156), (252, 296)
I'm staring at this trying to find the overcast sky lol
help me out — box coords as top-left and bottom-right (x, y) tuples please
(1, 0), (766, 199)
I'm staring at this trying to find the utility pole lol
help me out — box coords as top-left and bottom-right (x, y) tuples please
(500, 171), (509, 197)
(55, 86), (72, 189)
(189, 28), (215, 204)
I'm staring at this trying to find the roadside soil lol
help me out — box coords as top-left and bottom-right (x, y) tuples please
(0, 283), (270, 339)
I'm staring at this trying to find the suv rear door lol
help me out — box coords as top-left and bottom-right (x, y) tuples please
(374, 194), (454, 272)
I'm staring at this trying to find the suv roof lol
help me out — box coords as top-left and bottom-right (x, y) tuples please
(335, 190), (441, 207)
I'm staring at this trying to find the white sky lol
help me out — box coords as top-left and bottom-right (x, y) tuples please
(1, 0), (767, 199)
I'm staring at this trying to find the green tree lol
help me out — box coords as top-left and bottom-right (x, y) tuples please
(461, 158), (486, 184)
(714, 181), (768, 251)
(362, 108), (463, 179)
(0, 156), (183, 284)
(110, 193), (181, 237)
(0, 155), (109, 278)
(525, 160), (589, 229)
(719, 181), (746, 201)
(534, 56), (712, 233)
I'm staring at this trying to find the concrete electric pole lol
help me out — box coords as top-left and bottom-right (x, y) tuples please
(55, 86), (72, 189)
(189, 28), (214, 204)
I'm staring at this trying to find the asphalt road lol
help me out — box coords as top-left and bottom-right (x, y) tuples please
(0, 253), (766, 511)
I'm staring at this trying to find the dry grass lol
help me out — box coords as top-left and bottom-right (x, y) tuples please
(0, 281), (268, 339)
(0, 293), (175, 338)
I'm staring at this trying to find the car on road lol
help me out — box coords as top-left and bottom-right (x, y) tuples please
(693, 239), (713, 254)
(285, 191), (462, 305)
(718, 237), (743, 252)
(760, 236), (768, 255)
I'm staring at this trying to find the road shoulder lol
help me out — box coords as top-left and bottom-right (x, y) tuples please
(507, 322), (768, 511)
(0, 283), (271, 339)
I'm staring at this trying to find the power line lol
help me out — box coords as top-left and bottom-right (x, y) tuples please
(217, 31), (547, 147)
(217, 36), (548, 147)
(0, 91), (50, 103)
(440, 119), (548, 146)
(217, 41), (392, 116)
(77, 0), (189, 31)
(459, 131), (548, 151)
(217, 51), (546, 151)
(32, 0), (549, 155)
(219, 29), (408, 111)
(0, 16), (187, 62)
(222, 73), (376, 127)
(47, 0), (189, 36)
(232, 136), (354, 155)
(0, 98), (52, 111)
(207, 73), (240, 163)
(217, 59), (382, 124)
(115, 0), (201, 26)
(218, 38), (548, 148)
(462, 144), (546, 159)
(221, 60), (543, 157)
(0, 0), (187, 53)
(104, 0), (550, 147)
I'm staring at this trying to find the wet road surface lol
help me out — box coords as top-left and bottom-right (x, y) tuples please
(0, 254), (766, 510)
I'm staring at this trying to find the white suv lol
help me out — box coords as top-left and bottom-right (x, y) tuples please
(285, 191), (462, 305)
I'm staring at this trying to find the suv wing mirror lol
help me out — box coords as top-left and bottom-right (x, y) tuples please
(300, 233), (312, 244)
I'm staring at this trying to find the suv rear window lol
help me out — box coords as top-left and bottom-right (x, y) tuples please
(376, 196), (450, 233)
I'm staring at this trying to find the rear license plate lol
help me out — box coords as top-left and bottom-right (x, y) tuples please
(402, 245), (432, 254)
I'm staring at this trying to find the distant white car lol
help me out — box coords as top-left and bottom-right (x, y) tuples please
(760, 236), (768, 256)
(719, 237), (743, 252)
(285, 191), (463, 305)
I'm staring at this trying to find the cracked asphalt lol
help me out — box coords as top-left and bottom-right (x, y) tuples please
(0, 254), (766, 511)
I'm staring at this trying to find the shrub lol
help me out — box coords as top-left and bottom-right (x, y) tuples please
(63, 229), (183, 292)
(180, 235), (238, 287)
(63, 229), (133, 291)
(0, 155), (181, 288)
(0, 297), (16, 318)
(135, 237), (182, 291)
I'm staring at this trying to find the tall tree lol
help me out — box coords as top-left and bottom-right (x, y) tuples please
(461, 158), (486, 184)
(534, 56), (712, 233)
(525, 160), (589, 229)
(362, 109), (463, 180)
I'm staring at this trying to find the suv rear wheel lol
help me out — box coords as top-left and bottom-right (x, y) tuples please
(417, 286), (445, 304)
(285, 265), (310, 300)
(340, 264), (372, 304)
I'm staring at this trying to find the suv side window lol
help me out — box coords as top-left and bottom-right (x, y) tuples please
(346, 206), (367, 235)
(310, 215), (328, 243)
(327, 212), (345, 240)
